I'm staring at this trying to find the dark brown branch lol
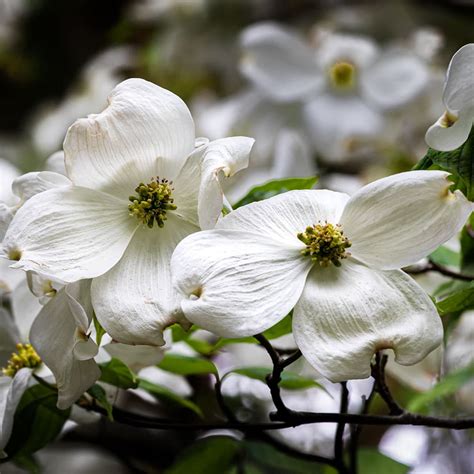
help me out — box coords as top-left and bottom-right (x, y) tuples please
(349, 384), (376, 474)
(406, 260), (473, 281)
(214, 375), (237, 422)
(254, 334), (302, 415)
(334, 382), (349, 474)
(86, 403), (474, 431)
(371, 353), (404, 416)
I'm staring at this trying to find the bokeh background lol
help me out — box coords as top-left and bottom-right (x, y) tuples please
(1, 0), (474, 473)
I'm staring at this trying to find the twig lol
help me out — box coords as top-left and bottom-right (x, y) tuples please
(406, 260), (473, 281)
(349, 384), (376, 474)
(214, 374), (237, 422)
(254, 334), (302, 415)
(371, 353), (404, 416)
(334, 382), (349, 474)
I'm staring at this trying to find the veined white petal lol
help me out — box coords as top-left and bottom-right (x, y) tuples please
(64, 78), (195, 197)
(340, 171), (473, 270)
(104, 342), (166, 372)
(362, 52), (429, 110)
(240, 22), (323, 102)
(3, 187), (138, 283)
(0, 368), (33, 457)
(29, 287), (101, 410)
(293, 261), (443, 382)
(303, 94), (383, 162)
(171, 229), (312, 337)
(425, 110), (473, 151)
(11, 171), (71, 204)
(443, 43), (474, 114)
(92, 215), (198, 346)
(0, 259), (23, 294)
(198, 137), (254, 230)
(217, 189), (350, 246)
(65, 280), (94, 331)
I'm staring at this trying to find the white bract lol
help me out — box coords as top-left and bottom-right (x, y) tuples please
(2, 78), (254, 347)
(237, 23), (429, 162)
(172, 170), (472, 381)
(426, 44), (474, 151)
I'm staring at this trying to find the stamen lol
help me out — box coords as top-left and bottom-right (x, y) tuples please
(297, 222), (351, 267)
(329, 61), (356, 90)
(2, 343), (41, 377)
(128, 177), (177, 229)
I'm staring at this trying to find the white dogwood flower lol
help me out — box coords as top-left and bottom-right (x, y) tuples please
(2, 78), (254, 346)
(172, 171), (472, 381)
(239, 23), (429, 162)
(425, 43), (474, 151)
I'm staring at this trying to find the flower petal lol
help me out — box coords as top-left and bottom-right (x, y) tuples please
(316, 32), (379, 69)
(293, 261), (443, 382)
(425, 110), (473, 151)
(44, 151), (66, 175)
(29, 286), (100, 409)
(198, 137), (254, 230)
(92, 215), (198, 346)
(11, 172), (71, 204)
(362, 52), (429, 110)
(2, 187), (138, 282)
(171, 229), (312, 337)
(239, 22), (322, 102)
(340, 170), (473, 270)
(217, 189), (350, 246)
(303, 94), (383, 162)
(64, 78), (195, 197)
(104, 342), (166, 372)
(443, 43), (474, 113)
(0, 159), (19, 206)
(0, 368), (33, 457)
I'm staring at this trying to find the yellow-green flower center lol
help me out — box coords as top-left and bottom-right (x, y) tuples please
(128, 177), (177, 228)
(329, 61), (356, 90)
(297, 222), (351, 267)
(2, 343), (41, 377)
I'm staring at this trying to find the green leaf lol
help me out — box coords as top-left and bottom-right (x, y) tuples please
(436, 281), (474, 314)
(6, 384), (70, 459)
(157, 353), (218, 376)
(357, 449), (409, 474)
(407, 362), (474, 413)
(234, 176), (318, 208)
(414, 128), (474, 200)
(93, 313), (106, 346)
(244, 440), (327, 474)
(165, 436), (240, 474)
(99, 358), (138, 389)
(460, 213), (474, 274)
(232, 367), (324, 391)
(263, 313), (293, 340)
(429, 246), (460, 268)
(212, 337), (256, 352)
(87, 384), (113, 421)
(138, 378), (203, 417)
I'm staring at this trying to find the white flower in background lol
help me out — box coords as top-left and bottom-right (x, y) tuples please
(172, 171), (472, 381)
(31, 47), (135, 157)
(234, 22), (429, 162)
(3, 78), (254, 347)
(225, 128), (315, 203)
(426, 43), (474, 151)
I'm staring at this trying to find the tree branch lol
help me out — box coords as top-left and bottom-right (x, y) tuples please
(334, 382), (349, 474)
(406, 260), (473, 281)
